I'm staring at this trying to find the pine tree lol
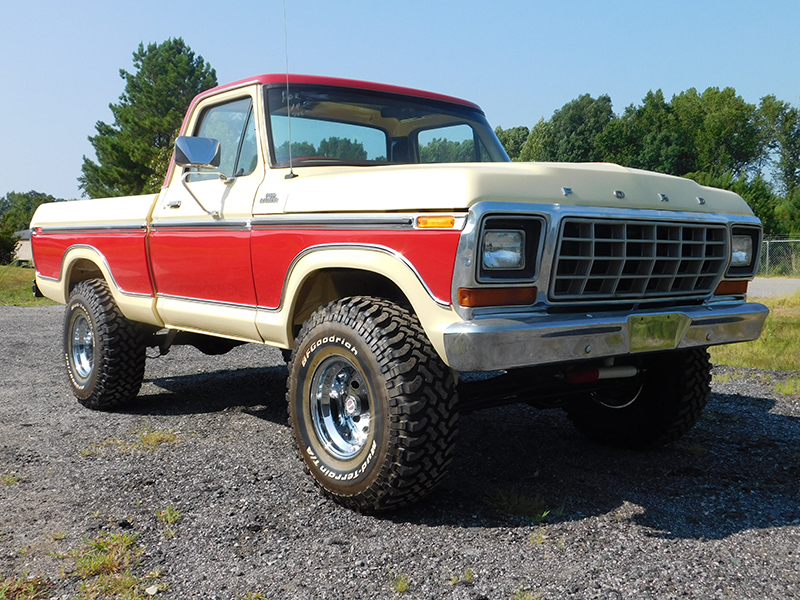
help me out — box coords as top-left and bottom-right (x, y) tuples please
(78, 38), (217, 198)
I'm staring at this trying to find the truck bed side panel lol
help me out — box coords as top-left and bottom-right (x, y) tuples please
(33, 231), (153, 296)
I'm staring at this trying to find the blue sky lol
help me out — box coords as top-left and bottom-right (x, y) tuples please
(2, 0), (799, 200)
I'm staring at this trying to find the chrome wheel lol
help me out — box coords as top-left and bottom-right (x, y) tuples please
(70, 312), (95, 381)
(310, 356), (371, 460)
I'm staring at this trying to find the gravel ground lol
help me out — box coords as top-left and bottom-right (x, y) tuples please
(1, 305), (799, 600)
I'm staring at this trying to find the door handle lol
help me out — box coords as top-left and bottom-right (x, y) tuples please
(166, 200), (181, 209)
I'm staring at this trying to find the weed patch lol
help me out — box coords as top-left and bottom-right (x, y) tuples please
(390, 572), (410, 593)
(511, 590), (543, 600)
(775, 376), (800, 397)
(448, 567), (474, 586)
(1, 473), (22, 486)
(157, 504), (181, 537)
(135, 428), (179, 450)
(81, 429), (179, 457)
(72, 532), (143, 578)
(67, 532), (162, 600)
(681, 443), (709, 456)
(0, 573), (51, 599)
(485, 489), (563, 524)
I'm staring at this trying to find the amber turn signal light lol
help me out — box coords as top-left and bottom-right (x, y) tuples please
(458, 286), (537, 307)
(715, 280), (748, 295)
(416, 215), (455, 229)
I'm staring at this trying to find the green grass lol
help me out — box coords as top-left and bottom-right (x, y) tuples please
(0, 266), (56, 307)
(70, 532), (162, 600)
(2, 533), (162, 600)
(157, 504), (181, 537)
(72, 532), (143, 579)
(448, 567), (475, 586)
(82, 429), (180, 457)
(0, 573), (51, 599)
(710, 291), (800, 370)
(775, 376), (800, 396)
(484, 489), (563, 524)
(390, 573), (410, 593)
(135, 428), (179, 450)
(680, 443), (709, 456)
(511, 590), (543, 600)
(157, 504), (181, 526)
(0, 473), (22, 486)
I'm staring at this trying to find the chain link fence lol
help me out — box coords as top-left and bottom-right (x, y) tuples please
(758, 237), (800, 277)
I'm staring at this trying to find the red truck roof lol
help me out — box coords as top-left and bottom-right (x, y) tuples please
(196, 73), (482, 111)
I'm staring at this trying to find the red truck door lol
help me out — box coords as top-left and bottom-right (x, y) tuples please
(149, 90), (266, 342)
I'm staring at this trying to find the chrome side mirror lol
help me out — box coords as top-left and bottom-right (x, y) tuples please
(174, 136), (221, 168)
(172, 136), (224, 218)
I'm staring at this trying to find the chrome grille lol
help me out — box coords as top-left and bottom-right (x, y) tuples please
(551, 219), (727, 301)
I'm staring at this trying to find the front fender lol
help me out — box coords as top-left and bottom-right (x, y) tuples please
(254, 245), (462, 363)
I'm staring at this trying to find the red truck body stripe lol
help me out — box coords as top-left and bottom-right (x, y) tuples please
(34, 227), (460, 309)
(33, 232), (153, 295)
(148, 229), (257, 306)
(251, 229), (460, 308)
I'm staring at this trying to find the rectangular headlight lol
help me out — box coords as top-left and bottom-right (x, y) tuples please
(731, 235), (754, 268)
(483, 230), (525, 270)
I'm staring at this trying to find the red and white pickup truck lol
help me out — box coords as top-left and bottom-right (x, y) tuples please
(31, 74), (768, 511)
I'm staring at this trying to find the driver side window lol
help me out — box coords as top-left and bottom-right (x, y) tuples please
(192, 97), (257, 180)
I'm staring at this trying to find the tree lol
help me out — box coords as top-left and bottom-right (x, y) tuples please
(0, 191), (60, 263)
(494, 125), (530, 160)
(596, 90), (696, 175)
(775, 187), (800, 234)
(671, 87), (764, 176)
(684, 171), (781, 235)
(760, 95), (800, 195)
(551, 94), (614, 162)
(517, 118), (553, 162)
(419, 138), (475, 163)
(317, 137), (368, 160)
(518, 95), (613, 163)
(79, 38), (217, 198)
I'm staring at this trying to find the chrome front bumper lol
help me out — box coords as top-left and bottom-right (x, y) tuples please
(443, 301), (769, 372)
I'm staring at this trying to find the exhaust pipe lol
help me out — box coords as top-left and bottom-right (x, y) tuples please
(566, 365), (638, 385)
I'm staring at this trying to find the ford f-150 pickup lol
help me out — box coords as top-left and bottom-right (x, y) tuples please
(30, 74), (769, 511)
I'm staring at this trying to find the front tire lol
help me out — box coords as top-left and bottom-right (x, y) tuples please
(64, 279), (146, 410)
(287, 296), (458, 511)
(565, 349), (711, 449)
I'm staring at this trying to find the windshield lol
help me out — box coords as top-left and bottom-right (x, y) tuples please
(265, 85), (509, 167)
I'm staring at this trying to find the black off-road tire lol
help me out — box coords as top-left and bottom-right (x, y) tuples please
(287, 296), (459, 512)
(565, 349), (711, 449)
(64, 279), (146, 410)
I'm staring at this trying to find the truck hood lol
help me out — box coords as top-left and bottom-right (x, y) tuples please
(279, 162), (753, 217)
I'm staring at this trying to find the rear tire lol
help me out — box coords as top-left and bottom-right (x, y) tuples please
(64, 279), (146, 410)
(287, 296), (458, 511)
(565, 349), (711, 449)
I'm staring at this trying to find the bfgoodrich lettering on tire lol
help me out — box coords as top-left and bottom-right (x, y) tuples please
(287, 296), (458, 511)
(64, 279), (146, 410)
(565, 348), (711, 449)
